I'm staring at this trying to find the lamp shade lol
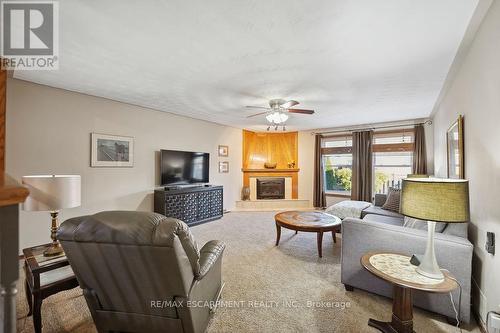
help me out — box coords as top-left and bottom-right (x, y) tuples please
(22, 175), (81, 211)
(400, 178), (469, 223)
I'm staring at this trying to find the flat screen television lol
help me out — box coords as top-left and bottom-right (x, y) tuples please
(160, 149), (210, 185)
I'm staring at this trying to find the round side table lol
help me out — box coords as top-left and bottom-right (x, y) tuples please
(361, 252), (458, 333)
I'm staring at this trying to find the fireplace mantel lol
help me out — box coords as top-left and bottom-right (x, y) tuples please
(241, 168), (300, 173)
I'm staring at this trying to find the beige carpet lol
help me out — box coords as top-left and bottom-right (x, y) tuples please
(17, 211), (479, 332)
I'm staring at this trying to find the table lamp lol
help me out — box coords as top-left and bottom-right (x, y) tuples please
(22, 175), (81, 257)
(400, 178), (469, 280)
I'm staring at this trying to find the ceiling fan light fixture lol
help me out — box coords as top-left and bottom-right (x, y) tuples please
(247, 99), (313, 130)
(266, 111), (288, 124)
(280, 113), (289, 123)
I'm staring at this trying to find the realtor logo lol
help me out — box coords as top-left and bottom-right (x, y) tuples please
(1, 1), (59, 70)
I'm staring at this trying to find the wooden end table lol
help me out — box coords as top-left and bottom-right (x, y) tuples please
(23, 244), (79, 333)
(361, 251), (458, 333)
(275, 211), (341, 258)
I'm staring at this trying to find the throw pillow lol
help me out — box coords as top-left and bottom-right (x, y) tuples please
(382, 188), (401, 212)
(403, 216), (447, 233)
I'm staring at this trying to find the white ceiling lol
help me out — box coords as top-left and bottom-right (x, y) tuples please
(14, 0), (479, 131)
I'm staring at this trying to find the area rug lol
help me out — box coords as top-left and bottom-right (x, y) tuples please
(16, 211), (479, 332)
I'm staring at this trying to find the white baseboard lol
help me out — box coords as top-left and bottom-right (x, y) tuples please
(472, 277), (488, 331)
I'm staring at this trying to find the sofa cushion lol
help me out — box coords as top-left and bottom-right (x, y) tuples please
(374, 193), (387, 207)
(442, 222), (468, 238)
(362, 214), (404, 226)
(325, 200), (372, 219)
(403, 216), (447, 233)
(382, 187), (401, 212)
(361, 205), (404, 219)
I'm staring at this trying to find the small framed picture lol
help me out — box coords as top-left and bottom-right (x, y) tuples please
(218, 145), (229, 157)
(219, 161), (229, 173)
(91, 133), (134, 167)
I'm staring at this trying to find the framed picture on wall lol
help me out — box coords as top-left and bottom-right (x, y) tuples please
(219, 161), (229, 173)
(446, 115), (464, 179)
(91, 133), (134, 167)
(218, 145), (229, 157)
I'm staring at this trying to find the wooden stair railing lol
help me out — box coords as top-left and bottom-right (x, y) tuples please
(1, 60), (29, 333)
(0, 173), (29, 333)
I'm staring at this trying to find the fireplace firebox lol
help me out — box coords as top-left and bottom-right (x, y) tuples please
(257, 178), (285, 199)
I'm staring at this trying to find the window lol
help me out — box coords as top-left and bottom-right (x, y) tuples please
(323, 138), (352, 148)
(373, 151), (412, 193)
(321, 136), (352, 196)
(318, 129), (415, 197)
(373, 130), (414, 193)
(323, 154), (352, 195)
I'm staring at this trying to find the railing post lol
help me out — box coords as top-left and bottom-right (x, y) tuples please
(0, 204), (19, 333)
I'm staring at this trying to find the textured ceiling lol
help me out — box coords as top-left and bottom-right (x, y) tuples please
(14, 0), (479, 131)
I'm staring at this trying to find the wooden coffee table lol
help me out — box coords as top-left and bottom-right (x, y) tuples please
(361, 251), (458, 333)
(274, 211), (341, 258)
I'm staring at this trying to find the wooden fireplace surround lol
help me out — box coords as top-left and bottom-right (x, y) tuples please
(242, 130), (299, 199)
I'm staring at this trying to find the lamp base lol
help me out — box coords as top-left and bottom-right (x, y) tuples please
(416, 264), (444, 280)
(43, 211), (65, 257)
(43, 241), (64, 257)
(415, 221), (444, 280)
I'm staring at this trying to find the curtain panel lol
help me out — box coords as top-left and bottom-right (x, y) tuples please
(351, 130), (373, 202)
(313, 134), (326, 208)
(412, 124), (427, 174)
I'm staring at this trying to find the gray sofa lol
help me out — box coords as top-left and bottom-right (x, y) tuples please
(58, 211), (225, 333)
(341, 194), (473, 323)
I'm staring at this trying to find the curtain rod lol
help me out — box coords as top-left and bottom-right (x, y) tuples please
(311, 119), (432, 136)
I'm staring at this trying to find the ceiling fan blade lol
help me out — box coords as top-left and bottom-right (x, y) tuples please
(246, 111), (270, 118)
(287, 108), (315, 115)
(281, 100), (299, 108)
(245, 106), (271, 110)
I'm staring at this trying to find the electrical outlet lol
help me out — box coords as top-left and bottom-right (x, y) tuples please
(486, 232), (495, 255)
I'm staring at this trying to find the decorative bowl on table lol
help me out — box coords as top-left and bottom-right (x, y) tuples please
(264, 162), (277, 169)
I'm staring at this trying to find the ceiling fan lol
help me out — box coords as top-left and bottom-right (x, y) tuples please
(246, 99), (315, 131)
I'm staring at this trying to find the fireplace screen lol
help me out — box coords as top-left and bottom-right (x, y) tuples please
(256, 178), (285, 199)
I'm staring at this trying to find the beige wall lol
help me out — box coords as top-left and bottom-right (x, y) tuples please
(6, 78), (243, 250)
(297, 131), (314, 204)
(431, 0), (500, 324)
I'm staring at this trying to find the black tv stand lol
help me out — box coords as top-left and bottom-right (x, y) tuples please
(154, 185), (223, 226)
